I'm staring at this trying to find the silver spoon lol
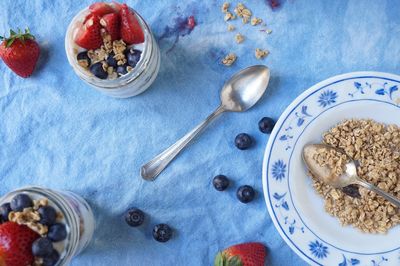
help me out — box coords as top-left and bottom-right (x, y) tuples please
(141, 65), (271, 180)
(303, 144), (400, 208)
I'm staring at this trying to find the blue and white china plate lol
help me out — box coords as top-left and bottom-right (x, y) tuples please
(262, 72), (400, 266)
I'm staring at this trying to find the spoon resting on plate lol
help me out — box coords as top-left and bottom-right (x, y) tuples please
(141, 65), (271, 181)
(302, 143), (400, 208)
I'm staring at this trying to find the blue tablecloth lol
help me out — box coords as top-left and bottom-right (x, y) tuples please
(1, 0), (399, 265)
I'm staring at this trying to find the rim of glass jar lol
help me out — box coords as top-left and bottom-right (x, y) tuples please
(0, 187), (81, 266)
(65, 5), (154, 89)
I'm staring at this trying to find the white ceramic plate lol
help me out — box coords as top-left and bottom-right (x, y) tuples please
(262, 72), (400, 266)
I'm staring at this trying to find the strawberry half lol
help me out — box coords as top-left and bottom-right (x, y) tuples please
(0, 222), (39, 266)
(75, 14), (103, 50)
(214, 242), (266, 266)
(120, 4), (145, 44)
(100, 13), (120, 41)
(0, 28), (40, 78)
(89, 2), (115, 16)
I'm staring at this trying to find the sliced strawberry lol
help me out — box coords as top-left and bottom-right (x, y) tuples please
(120, 4), (145, 44)
(75, 14), (103, 50)
(100, 13), (120, 41)
(0, 222), (40, 266)
(89, 2), (115, 16)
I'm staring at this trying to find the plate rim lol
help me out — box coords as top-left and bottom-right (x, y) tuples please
(262, 71), (400, 265)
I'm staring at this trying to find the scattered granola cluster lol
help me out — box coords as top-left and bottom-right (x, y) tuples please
(312, 119), (400, 233)
(220, 2), (271, 66)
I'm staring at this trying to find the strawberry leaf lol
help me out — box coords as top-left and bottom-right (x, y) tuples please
(214, 252), (225, 266)
(227, 256), (243, 266)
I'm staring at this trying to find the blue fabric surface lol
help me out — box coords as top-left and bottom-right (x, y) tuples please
(1, 0), (400, 265)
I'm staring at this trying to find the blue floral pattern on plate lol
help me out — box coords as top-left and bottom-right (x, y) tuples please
(263, 72), (400, 266)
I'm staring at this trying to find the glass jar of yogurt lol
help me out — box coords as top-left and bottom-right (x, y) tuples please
(65, 2), (160, 98)
(0, 186), (95, 265)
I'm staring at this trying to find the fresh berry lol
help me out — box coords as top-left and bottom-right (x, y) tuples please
(100, 13), (120, 41)
(42, 249), (60, 266)
(106, 52), (118, 67)
(152, 224), (172, 242)
(237, 185), (255, 203)
(90, 62), (108, 79)
(89, 2), (115, 17)
(342, 184), (360, 198)
(111, 1), (123, 13)
(125, 208), (145, 227)
(0, 28), (40, 78)
(38, 206), (57, 226)
(31, 237), (53, 257)
(77, 51), (91, 67)
(116, 64), (128, 76)
(120, 4), (145, 44)
(10, 193), (33, 211)
(0, 203), (11, 223)
(213, 175), (230, 191)
(214, 242), (266, 266)
(258, 117), (275, 134)
(0, 222), (39, 266)
(235, 133), (253, 150)
(47, 223), (67, 242)
(126, 48), (141, 68)
(75, 15), (103, 50)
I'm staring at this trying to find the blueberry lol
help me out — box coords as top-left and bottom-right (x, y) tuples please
(237, 185), (255, 203)
(116, 64), (128, 76)
(32, 237), (53, 257)
(342, 184), (360, 198)
(126, 48), (141, 68)
(47, 223), (67, 242)
(89, 62), (108, 79)
(77, 51), (91, 67)
(38, 206), (57, 226)
(153, 224), (172, 242)
(212, 175), (230, 191)
(10, 194), (33, 211)
(106, 52), (118, 68)
(0, 203), (12, 222)
(42, 249), (60, 266)
(125, 208), (145, 227)
(258, 117), (275, 134)
(234, 133), (253, 150)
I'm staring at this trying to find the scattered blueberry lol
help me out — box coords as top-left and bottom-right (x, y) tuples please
(77, 51), (91, 67)
(89, 62), (108, 79)
(212, 175), (230, 191)
(342, 184), (360, 198)
(10, 194), (33, 211)
(258, 117), (275, 134)
(32, 237), (54, 257)
(125, 208), (145, 227)
(0, 203), (12, 222)
(38, 206), (57, 226)
(42, 249), (60, 266)
(234, 133), (253, 150)
(106, 52), (118, 68)
(116, 64), (128, 76)
(126, 48), (141, 68)
(237, 185), (255, 203)
(153, 224), (172, 242)
(48, 223), (67, 242)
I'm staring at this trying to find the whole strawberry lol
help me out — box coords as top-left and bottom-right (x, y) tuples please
(0, 222), (40, 266)
(214, 242), (266, 266)
(0, 28), (40, 78)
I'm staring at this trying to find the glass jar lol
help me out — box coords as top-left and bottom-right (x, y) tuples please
(0, 186), (95, 265)
(65, 5), (160, 98)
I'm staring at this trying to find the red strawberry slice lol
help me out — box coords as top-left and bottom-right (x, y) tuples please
(89, 2), (115, 16)
(0, 222), (40, 266)
(214, 242), (266, 266)
(120, 4), (145, 44)
(75, 14), (103, 50)
(100, 13), (120, 41)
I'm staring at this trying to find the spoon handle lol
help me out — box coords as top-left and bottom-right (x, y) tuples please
(356, 178), (400, 208)
(140, 106), (225, 181)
